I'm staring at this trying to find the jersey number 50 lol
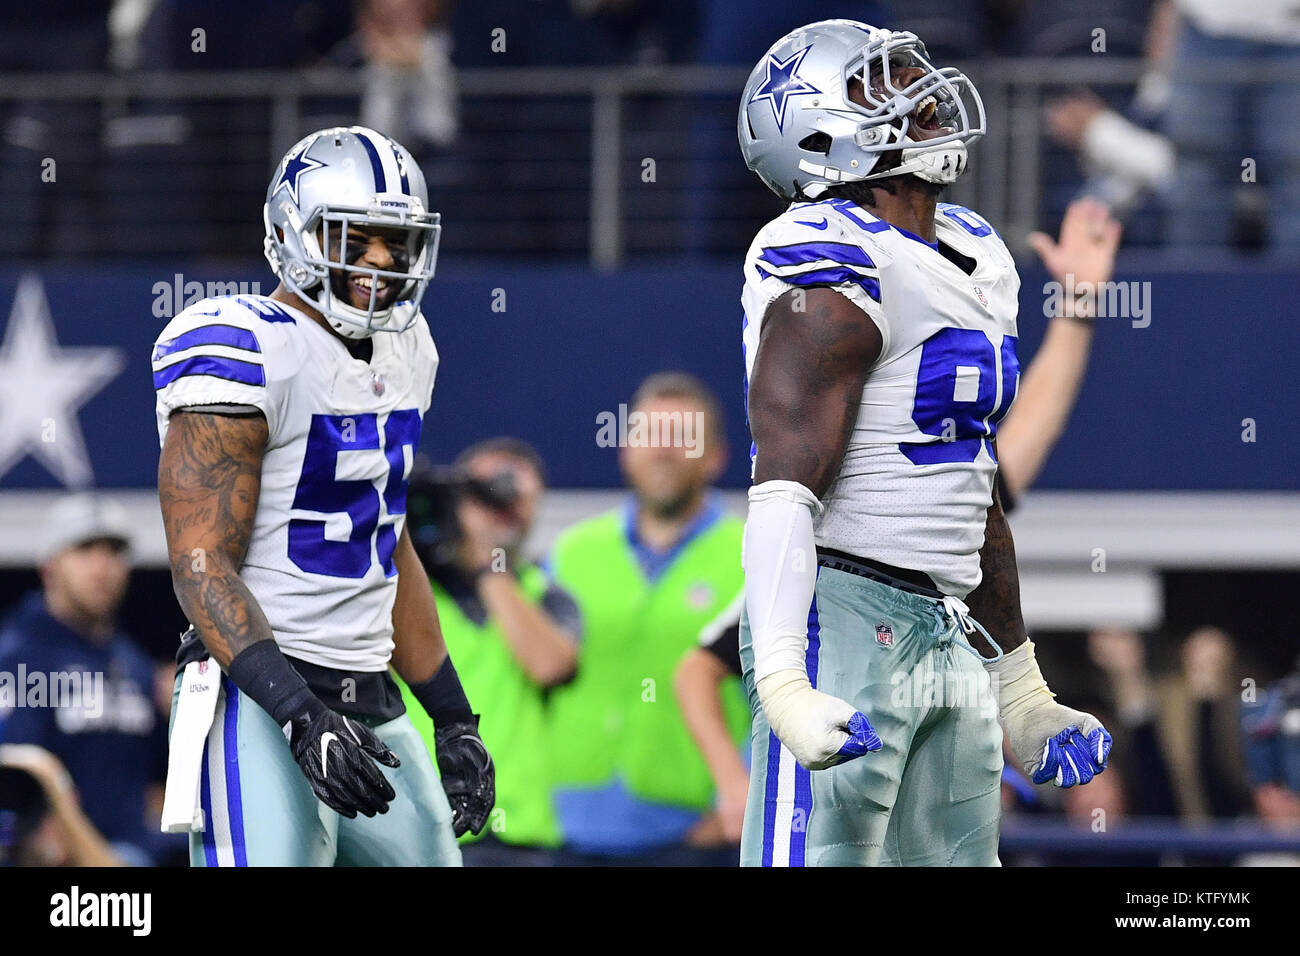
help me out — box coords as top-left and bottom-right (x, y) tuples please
(900, 328), (1019, 465)
(288, 410), (422, 578)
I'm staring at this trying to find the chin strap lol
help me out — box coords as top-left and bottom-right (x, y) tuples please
(861, 140), (968, 185)
(798, 139), (969, 198)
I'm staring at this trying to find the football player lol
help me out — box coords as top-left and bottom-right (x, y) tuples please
(736, 20), (1113, 866)
(675, 197), (1121, 846)
(153, 126), (493, 866)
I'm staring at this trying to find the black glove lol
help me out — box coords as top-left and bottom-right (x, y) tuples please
(434, 718), (495, 836)
(286, 701), (401, 819)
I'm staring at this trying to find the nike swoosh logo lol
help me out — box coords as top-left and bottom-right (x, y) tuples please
(320, 732), (338, 777)
(795, 218), (828, 229)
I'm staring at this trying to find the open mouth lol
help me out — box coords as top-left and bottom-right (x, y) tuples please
(912, 94), (945, 133)
(349, 273), (395, 309)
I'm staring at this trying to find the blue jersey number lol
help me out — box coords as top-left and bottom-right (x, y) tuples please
(939, 204), (995, 238)
(900, 328), (1018, 465)
(236, 297), (296, 323)
(288, 410), (422, 578)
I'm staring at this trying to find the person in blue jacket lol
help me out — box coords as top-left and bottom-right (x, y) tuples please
(0, 494), (166, 865)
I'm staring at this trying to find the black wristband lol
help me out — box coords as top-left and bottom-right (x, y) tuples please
(227, 641), (321, 727)
(408, 656), (474, 728)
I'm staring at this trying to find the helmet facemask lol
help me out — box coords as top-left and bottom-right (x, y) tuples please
(838, 32), (986, 185)
(265, 194), (441, 340)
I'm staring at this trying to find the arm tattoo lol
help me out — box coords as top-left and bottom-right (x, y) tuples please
(964, 478), (1029, 657)
(158, 410), (273, 667)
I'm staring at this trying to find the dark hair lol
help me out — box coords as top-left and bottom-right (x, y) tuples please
(453, 437), (547, 486)
(630, 371), (725, 444)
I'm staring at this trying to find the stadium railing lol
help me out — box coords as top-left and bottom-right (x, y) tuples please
(1, 59), (1293, 263)
(999, 817), (1300, 863)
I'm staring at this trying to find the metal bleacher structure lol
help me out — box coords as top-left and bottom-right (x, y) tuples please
(6, 55), (1285, 266)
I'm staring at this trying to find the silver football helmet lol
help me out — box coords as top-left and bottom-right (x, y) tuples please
(738, 19), (986, 201)
(263, 126), (441, 339)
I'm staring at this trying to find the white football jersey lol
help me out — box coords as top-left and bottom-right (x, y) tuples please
(742, 199), (1021, 597)
(153, 294), (438, 671)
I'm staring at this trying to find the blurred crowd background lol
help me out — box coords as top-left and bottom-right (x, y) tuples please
(3, 0), (1300, 261)
(0, 0), (1298, 867)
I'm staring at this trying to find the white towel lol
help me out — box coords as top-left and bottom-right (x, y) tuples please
(160, 659), (222, 833)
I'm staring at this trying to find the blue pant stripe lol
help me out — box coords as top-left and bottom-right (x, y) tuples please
(199, 739), (217, 867)
(761, 727), (781, 867)
(789, 591), (821, 866)
(222, 677), (248, 867)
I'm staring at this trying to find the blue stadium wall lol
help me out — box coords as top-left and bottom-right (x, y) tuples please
(0, 260), (1295, 491)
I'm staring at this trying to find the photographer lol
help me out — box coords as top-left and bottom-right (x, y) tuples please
(398, 438), (581, 866)
(0, 494), (166, 866)
(0, 744), (123, 867)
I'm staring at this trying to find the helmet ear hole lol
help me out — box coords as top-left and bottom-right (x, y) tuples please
(798, 132), (832, 155)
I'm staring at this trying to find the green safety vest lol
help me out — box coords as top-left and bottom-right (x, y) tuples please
(396, 564), (561, 848)
(547, 509), (749, 811)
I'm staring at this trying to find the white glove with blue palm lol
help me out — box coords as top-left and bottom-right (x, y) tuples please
(986, 640), (1113, 787)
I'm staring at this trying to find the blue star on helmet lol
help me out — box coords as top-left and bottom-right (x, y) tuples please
(751, 46), (821, 133)
(275, 144), (327, 207)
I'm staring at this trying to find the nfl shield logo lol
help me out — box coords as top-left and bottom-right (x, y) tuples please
(198, 660), (209, 675)
(875, 622), (894, 648)
(972, 284), (989, 307)
(370, 372), (386, 396)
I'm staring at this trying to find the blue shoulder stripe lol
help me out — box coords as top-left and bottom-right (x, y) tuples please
(759, 241), (875, 269)
(153, 355), (266, 390)
(152, 324), (262, 363)
(757, 264), (881, 303)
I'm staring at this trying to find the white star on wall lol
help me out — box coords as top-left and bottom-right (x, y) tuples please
(0, 274), (126, 488)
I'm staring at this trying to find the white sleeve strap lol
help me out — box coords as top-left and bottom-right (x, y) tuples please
(743, 480), (822, 683)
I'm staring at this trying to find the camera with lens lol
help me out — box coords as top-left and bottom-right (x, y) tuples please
(405, 461), (520, 574)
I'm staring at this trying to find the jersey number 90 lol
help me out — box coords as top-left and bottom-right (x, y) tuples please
(900, 328), (1018, 465)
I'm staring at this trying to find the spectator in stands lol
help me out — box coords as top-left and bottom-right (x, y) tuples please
(1163, 627), (1253, 819)
(1044, 90), (1175, 224)
(354, 0), (459, 152)
(1086, 628), (1179, 817)
(0, 743), (124, 866)
(397, 438), (581, 866)
(1037, 1), (1175, 245)
(1086, 625), (1253, 822)
(1239, 662), (1300, 863)
(0, 494), (165, 866)
(548, 372), (747, 866)
(1162, 0), (1300, 253)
